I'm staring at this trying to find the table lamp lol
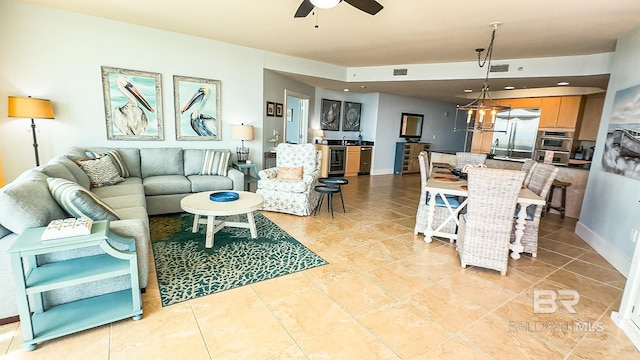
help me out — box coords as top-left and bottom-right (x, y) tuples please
(8, 96), (55, 166)
(231, 123), (254, 162)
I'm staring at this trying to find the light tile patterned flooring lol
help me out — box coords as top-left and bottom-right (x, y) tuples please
(1, 174), (637, 359)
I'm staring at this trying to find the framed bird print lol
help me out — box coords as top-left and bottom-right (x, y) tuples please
(320, 99), (341, 131)
(173, 75), (222, 141)
(101, 66), (164, 140)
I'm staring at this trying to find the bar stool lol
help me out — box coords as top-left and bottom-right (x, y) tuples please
(313, 185), (340, 218)
(319, 177), (349, 212)
(546, 179), (571, 218)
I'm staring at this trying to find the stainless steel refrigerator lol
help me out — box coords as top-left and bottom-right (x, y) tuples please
(490, 108), (541, 160)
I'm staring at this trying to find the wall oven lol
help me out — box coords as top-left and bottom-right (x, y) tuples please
(328, 146), (346, 175)
(535, 130), (574, 152)
(534, 150), (570, 166)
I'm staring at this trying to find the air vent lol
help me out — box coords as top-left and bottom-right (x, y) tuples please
(490, 64), (509, 73)
(393, 68), (408, 76)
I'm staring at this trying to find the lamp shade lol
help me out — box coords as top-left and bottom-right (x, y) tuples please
(231, 124), (254, 141)
(314, 129), (325, 137)
(8, 96), (55, 119)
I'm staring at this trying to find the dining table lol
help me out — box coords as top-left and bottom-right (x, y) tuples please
(423, 167), (547, 260)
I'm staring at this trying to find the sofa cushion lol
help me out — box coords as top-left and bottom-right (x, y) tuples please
(84, 147), (142, 178)
(76, 156), (124, 188)
(200, 150), (230, 176)
(141, 148), (183, 177)
(143, 175), (191, 196)
(277, 166), (303, 180)
(49, 156), (91, 189)
(100, 194), (147, 211)
(91, 183), (144, 199)
(85, 149), (130, 177)
(188, 175), (233, 193)
(37, 161), (76, 183)
(47, 178), (120, 221)
(0, 170), (67, 234)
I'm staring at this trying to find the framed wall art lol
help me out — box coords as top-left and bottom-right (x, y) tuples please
(173, 75), (221, 141)
(275, 103), (284, 117)
(101, 66), (163, 140)
(601, 84), (640, 180)
(320, 99), (341, 131)
(342, 102), (362, 131)
(266, 101), (275, 117)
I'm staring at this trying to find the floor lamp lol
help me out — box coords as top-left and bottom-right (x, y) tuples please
(7, 96), (55, 166)
(231, 124), (254, 163)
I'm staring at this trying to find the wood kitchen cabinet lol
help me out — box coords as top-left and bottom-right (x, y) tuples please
(539, 96), (584, 129)
(470, 131), (495, 154)
(576, 94), (605, 141)
(394, 142), (430, 174)
(345, 146), (360, 177)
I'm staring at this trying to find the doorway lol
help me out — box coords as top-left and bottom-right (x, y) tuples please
(283, 90), (309, 144)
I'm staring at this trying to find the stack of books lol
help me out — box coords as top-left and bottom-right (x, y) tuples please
(41, 218), (93, 241)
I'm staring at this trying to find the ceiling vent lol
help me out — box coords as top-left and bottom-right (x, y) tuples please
(393, 68), (408, 76)
(490, 64), (509, 73)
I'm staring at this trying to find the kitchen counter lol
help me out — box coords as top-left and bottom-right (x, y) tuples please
(430, 152), (590, 218)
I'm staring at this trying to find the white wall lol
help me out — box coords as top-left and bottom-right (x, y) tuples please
(576, 24), (640, 276)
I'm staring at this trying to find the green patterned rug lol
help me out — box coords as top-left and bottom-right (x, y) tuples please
(150, 212), (327, 306)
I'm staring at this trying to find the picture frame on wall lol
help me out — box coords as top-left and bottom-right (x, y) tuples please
(101, 66), (164, 140)
(320, 99), (341, 131)
(275, 103), (284, 117)
(173, 75), (221, 141)
(266, 101), (275, 117)
(342, 102), (362, 131)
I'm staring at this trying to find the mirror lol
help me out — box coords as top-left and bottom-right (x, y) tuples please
(400, 112), (424, 139)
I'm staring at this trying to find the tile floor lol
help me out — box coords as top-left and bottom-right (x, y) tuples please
(0, 174), (637, 359)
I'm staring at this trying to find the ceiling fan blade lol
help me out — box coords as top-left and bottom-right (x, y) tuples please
(344, 0), (383, 15)
(294, 0), (315, 18)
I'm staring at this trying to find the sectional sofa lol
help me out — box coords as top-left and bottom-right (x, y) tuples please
(0, 147), (244, 322)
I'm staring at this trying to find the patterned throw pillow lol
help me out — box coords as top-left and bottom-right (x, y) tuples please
(47, 178), (120, 221)
(76, 156), (124, 188)
(200, 150), (230, 176)
(276, 166), (303, 180)
(85, 149), (130, 177)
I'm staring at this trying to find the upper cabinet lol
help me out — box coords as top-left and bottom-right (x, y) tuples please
(576, 94), (605, 141)
(539, 96), (584, 129)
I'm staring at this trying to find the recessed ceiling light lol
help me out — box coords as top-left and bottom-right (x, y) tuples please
(504, 86), (515, 90)
(360, 85), (366, 89)
(343, 88), (350, 92)
(557, 82), (570, 86)
(463, 89), (473, 93)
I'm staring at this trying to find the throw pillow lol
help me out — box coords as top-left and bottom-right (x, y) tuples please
(47, 178), (120, 221)
(85, 149), (130, 177)
(276, 166), (303, 180)
(76, 156), (124, 188)
(200, 150), (230, 176)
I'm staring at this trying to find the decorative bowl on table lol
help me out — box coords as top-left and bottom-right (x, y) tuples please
(210, 191), (239, 202)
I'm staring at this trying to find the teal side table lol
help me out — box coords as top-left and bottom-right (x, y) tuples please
(8, 220), (143, 351)
(233, 162), (260, 191)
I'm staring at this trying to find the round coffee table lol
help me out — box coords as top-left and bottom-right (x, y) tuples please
(180, 191), (264, 248)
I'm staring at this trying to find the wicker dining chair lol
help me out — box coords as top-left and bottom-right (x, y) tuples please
(414, 151), (458, 235)
(510, 162), (558, 257)
(521, 159), (537, 187)
(455, 152), (487, 168)
(456, 168), (525, 276)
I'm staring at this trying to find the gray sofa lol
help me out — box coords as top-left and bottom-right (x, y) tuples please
(0, 147), (244, 322)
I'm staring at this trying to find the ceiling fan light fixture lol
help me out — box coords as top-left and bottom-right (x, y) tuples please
(311, 0), (341, 9)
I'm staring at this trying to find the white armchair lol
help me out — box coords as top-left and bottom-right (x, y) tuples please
(257, 143), (321, 216)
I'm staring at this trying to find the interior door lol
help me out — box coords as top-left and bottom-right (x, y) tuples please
(283, 90), (309, 144)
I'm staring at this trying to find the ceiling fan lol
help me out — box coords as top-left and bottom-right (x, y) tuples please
(294, 0), (383, 18)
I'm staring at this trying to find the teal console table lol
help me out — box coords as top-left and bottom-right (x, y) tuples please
(233, 162), (260, 191)
(8, 220), (143, 351)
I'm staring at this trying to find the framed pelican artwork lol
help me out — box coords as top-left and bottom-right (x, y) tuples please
(320, 99), (341, 131)
(101, 66), (164, 140)
(173, 75), (222, 141)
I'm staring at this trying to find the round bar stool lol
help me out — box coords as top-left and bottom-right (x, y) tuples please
(546, 179), (571, 218)
(319, 177), (349, 212)
(313, 186), (340, 218)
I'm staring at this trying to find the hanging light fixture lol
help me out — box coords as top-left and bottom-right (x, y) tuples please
(311, 0), (341, 9)
(454, 22), (511, 133)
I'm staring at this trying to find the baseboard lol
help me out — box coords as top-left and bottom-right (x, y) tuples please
(0, 315), (18, 326)
(575, 221), (631, 277)
(611, 311), (640, 351)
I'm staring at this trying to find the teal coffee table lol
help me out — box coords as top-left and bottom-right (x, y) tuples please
(8, 220), (143, 351)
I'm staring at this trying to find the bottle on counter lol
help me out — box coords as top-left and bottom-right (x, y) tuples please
(358, 130), (363, 145)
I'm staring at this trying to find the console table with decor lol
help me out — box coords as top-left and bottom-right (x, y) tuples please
(8, 220), (142, 351)
(233, 162), (260, 191)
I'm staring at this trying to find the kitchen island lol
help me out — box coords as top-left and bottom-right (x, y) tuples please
(430, 152), (590, 219)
